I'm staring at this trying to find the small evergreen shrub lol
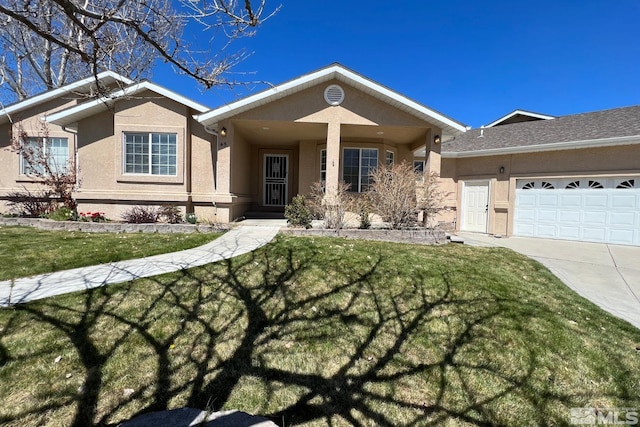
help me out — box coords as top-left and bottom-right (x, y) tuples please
(121, 206), (160, 224)
(185, 213), (197, 224)
(46, 207), (74, 221)
(284, 195), (313, 228)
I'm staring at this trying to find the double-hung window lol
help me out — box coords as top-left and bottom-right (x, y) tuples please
(20, 137), (69, 175)
(385, 150), (394, 166)
(124, 132), (177, 176)
(343, 148), (378, 192)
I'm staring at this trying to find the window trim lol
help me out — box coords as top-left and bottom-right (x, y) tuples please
(122, 131), (178, 177)
(342, 147), (379, 193)
(385, 150), (395, 166)
(320, 149), (327, 182)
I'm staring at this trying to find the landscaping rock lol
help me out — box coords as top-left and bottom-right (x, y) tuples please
(281, 227), (447, 245)
(120, 408), (279, 427)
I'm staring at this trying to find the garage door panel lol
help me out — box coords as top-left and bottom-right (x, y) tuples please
(582, 211), (607, 225)
(558, 210), (580, 223)
(515, 179), (640, 246)
(609, 229), (635, 245)
(536, 224), (558, 237)
(558, 226), (580, 239)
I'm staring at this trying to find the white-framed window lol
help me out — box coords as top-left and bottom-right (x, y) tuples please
(20, 137), (69, 175)
(124, 132), (177, 176)
(343, 148), (378, 192)
(385, 150), (394, 166)
(320, 149), (327, 182)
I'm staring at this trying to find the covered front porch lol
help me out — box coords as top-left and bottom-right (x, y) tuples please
(195, 64), (466, 223)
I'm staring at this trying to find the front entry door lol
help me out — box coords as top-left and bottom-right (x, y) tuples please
(263, 154), (288, 206)
(462, 181), (490, 232)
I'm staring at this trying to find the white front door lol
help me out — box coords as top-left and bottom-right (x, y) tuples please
(462, 181), (490, 232)
(263, 154), (288, 206)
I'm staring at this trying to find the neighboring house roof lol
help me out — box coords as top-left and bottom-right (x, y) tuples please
(46, 81), (210, 130)
(0, 71), (134, 125)
(485, 109), (556, 127)
(195, 63), (468, 139)
(442, 105), (640, 158)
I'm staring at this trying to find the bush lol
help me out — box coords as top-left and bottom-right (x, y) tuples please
(159, 204), (183, 224)
(46, 207), (74, 221)
(308, 181), (352, 230)
(368, 162), (419, 229)
(284, 195), (313, 228)
(185, 213), (197, 224)
(4, 188), (57, 217)
(356, 195), (372, 229)
(120, 206), (160, 224)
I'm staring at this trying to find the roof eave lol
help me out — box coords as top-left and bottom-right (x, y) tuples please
(0, 71), (133, 124)
(442, 135), (640, 158)
(47, 81), (210, 128)
(195, 64), (467, 135)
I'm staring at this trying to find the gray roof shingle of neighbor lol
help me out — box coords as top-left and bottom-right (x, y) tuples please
(443, 105), (640, 153)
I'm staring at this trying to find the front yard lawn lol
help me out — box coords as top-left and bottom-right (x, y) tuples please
(0, 226), (222, 281)
(0, 234), (638, 426)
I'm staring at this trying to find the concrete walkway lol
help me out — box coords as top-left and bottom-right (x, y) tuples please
(456, 232), (640, 330)
(0, 225), (280, 307)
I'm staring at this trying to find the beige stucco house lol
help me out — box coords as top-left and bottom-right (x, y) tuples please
(1, 64), (639, 246)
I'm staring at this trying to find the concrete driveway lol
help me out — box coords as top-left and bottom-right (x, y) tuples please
(456, 232), (640, 330)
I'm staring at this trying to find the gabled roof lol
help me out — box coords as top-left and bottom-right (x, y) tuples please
(46, 81), (210, 130)
(195, 63), (467, 138)
(485, 109), (556, 127)
(0, 71), (134, 124)
(442, 105), (640, 158)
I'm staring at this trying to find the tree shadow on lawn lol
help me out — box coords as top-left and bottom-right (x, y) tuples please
(0, 238), (636, 426)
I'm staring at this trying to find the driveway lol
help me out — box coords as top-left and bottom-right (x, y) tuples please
(456, 232), (640, 330)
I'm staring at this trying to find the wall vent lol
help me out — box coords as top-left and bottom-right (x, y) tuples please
(324, 84), (345, 106)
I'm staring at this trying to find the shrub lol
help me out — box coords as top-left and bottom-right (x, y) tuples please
(121, 206), (160, 224)
(284, 195), (313, 228)
(308, 181), (352, 230)
(356, 195), (372, 229)
(46, 207), (74, 221)
(4, 188), (57, 217)
(185, 213), (197, 224)
(159, 204), (183, 224)
(368, 162), (419, 229)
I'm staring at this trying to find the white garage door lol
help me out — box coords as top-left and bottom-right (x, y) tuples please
(514, 177), (640, 246)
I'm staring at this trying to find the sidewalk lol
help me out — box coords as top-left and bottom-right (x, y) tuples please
(456, 232), (640, 330)
(0, 225), (280, 307)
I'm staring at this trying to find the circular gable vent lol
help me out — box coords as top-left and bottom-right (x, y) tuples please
(324, 84), (345, 106)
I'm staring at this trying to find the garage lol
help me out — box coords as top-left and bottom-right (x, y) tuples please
(514, 177), (640, 246)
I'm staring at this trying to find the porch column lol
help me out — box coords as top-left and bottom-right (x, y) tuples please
(425, 128), (441, 176)
(325, 120), (341, 197)
(216, 125), (231, 195)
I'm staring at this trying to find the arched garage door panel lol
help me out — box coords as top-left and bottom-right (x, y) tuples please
(514, 178), (640, 246)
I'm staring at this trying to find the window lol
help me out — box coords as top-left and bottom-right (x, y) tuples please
(541, 181), (555, 189)
(565, 181), (580, 189)
(320, 149), (327, 182)
(588, 180), (604, 189)
(521, 181), (535, 189)
(617, 179), (635, 189)
(413, 160), (425, 174)
(385, 151), (394, 166)
(20, 137), (69, 175)
(343, 148), (378, 192)
(124, 132), (177, 176)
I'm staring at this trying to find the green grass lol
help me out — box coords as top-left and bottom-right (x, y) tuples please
(0, 226), (223, 281)
(0, 234), (639, 426)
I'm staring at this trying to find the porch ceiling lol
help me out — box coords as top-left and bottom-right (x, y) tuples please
(233, 119), (429, 145)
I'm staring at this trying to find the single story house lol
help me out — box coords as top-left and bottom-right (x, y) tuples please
(1, 64), (639, 246)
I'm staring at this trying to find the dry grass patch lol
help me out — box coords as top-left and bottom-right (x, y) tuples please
(0, 235), (639, 426)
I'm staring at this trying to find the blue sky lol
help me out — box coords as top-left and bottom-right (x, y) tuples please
(154, 0), (640, 128)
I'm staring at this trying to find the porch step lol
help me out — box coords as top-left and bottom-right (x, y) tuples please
(243, 211), (285, 220)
